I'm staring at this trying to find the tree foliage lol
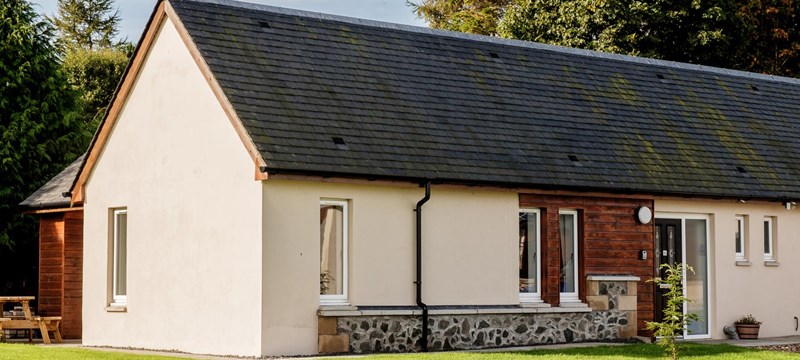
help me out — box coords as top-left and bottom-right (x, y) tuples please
(0, 0), (88, 248)
(646, 264), (700, 360)
(410, 0), (513, 35)
(49, 0), (121, 50)
(50, 0), (130, 129)
(62, 47), (128, 128)
(412, 0), (800, 77)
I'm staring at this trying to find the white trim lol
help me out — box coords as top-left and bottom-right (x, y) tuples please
(735, 216), (746, 261)
(763, 217), (774, 261)
(112, 209), (127, 306)
(586, 275), (641, 281)
(320, 199), (349, 305)
(519, 208), (542, 303)
(559, 210), (580, 303)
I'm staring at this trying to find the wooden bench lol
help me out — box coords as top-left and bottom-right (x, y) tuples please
(1, 317), (62, 344)
(0, 297), (62, 344)
(0, 318), (8, 342)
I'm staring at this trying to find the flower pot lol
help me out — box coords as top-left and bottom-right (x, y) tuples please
(735, 324), (760, 339)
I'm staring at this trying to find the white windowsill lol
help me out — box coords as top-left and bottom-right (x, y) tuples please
(318, 304), (590, 317)
(105, 305), (127, 313)
(764, 260), (780, 267)
(735, 260), (751, 266)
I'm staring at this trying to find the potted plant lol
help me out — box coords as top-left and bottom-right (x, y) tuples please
(734, 314), (762, 339)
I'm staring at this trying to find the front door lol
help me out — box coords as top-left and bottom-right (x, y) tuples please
(654, 219), (682, 325)
(654, 216), (710, 338)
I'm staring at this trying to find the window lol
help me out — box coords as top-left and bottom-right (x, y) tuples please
(764, 217), (774, 261)
(519, 209), (541, 302)
(559, 210), (579, 302)
(735, 216), (745, 261)
(320, 200), (348, 304)
(112, 209), (127, 305)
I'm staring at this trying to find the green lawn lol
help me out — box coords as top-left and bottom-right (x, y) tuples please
(0, 343), (798, 359)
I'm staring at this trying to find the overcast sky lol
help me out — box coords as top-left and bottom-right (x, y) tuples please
(33, 0), (427, 43)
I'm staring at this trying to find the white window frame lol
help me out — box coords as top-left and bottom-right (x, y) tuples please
(320, 199), (349, 305)
(112, 209), (127, 306)
(559, 210), (580, 303)
(735, 216), (746, 261)
(519, 209), (542, 303)
(764, 217), (774, 261)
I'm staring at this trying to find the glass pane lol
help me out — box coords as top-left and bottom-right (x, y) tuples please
(763, 220), (771, 254)
(560, 213), (576, 293)
(115, 212), (127, 297)
(519, 212), (538, 293)
(320, 204), (344, 295)
(735, 219), (742, 254)
(685, 219), (708, 336)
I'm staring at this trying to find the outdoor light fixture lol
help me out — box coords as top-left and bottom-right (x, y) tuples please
(636, 206), (653, 224)
(784, 201), (796, 210)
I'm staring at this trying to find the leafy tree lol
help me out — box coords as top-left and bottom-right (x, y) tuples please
(413, 0), (800, 77)
(410, 0), (513, 35)
(646, 263), (700, 360)
(62, 47), (128, 128)
(49, 0), (122, 50)
(498, 0), (746, 68)
(50, 0), (131, 129)
(736, 0), (800, 76)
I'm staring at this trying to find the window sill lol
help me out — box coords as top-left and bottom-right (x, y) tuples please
(735, 260), (751, 266)
(318, 304), (591, 317)
(104, 305), (127, 313)
(764, 260), (780, 267)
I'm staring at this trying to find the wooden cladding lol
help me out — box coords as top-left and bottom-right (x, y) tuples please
(519, 194), (654, 336)
(38, 210), (83, 339)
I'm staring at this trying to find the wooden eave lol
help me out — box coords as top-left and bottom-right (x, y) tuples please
(70, 0), (267, 205)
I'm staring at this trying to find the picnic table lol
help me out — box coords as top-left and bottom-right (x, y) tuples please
(0, 296), (62, 344)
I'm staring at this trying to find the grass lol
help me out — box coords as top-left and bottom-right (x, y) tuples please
(0, 342), (798, 359)
(0, 343), (185, 360)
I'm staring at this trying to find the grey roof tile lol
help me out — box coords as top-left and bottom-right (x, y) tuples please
(170, 0), (800, 200)
(20, 155), (84, 209)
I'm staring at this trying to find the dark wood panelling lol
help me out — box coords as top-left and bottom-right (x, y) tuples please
(36, 211), (83, 340)
(520, 194), (654, 336)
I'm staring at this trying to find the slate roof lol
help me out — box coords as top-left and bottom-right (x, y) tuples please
(170, 0), (800, 200)
(20, 154), (84, 209)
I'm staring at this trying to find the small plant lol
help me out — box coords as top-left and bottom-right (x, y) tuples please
(646, 263), (700, 360)
(320, 270), (334, 295)
(735, 314), (762, 325)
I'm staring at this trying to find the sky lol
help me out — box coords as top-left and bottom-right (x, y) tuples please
(33, 0), (427, 43)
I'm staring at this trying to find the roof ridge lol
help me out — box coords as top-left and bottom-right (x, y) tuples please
(176, 0), (800, 86)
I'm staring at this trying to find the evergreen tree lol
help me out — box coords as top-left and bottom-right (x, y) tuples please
(0, 0), (88, 296)
(49, 0), (121, 50)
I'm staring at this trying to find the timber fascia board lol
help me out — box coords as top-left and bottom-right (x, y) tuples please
(70, 0), (267, 205)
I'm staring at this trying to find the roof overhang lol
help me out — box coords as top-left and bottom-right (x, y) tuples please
(69, 0), (267, 205)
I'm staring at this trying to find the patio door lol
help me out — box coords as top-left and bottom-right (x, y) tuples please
(654, 216), (710, 338)
(654, 219), (681, 327)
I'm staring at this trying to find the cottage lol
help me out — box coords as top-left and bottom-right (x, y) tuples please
(31, 0), (800, 356)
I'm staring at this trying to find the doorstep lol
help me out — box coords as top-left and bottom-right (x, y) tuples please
(686, 335), (800, 348)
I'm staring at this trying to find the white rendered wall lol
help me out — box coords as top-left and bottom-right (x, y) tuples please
(656, 198), (800, 339)
(261, 180), (518, 355)
(82, 16), (263, 356)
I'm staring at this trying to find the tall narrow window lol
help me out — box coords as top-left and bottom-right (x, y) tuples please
(320, 200), (348, 304)
(735, 216), (745, 261)
(764, 217), (774, 261)
(519, 209), (541, 302)
(559, 210), (579, 302)
(112, 209), (127, 305)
